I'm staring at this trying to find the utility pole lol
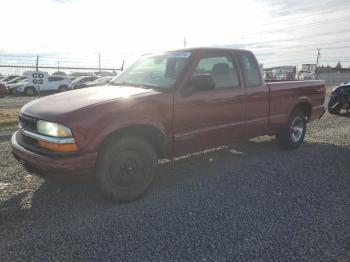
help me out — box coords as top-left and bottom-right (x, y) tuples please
(315, 48), (321, 79)
(57, 60), (60, 72)
(98, 52), (101, 72)
(36, 55), (40, 97)
(121, 60), (125, 71)
(36, 55), (39, 72)
(183, 37), (187, 48)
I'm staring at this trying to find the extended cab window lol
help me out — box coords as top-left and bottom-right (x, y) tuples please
(239, 52), (262, 87)
(193, 54), (239, 89)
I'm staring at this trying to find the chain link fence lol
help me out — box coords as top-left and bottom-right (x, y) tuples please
(0, 54), (125, 77)
(0, 54), (126, 98)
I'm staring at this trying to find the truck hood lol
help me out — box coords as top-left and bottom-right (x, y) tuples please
(21, 85), (157, 118)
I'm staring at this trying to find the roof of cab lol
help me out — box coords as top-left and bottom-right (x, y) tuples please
(168, 47), (251, 53)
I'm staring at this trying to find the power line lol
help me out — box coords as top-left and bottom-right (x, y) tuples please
(220, 28), (350, 53)
(321, 57), (350, 59)
(260, 5), (350, 26)
(315, 49), (321, 79)
(259, 47), (350, 62)
(248, 16), (350, 36)
(251, 42), (350, 57)
(242, 29), (350, 48)
(260, 5), (350, 27)
(267, 3), (350, 19)
(324, 45), (350, 50)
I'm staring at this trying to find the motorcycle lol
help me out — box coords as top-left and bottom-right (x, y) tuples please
(328, 83), (350, 114)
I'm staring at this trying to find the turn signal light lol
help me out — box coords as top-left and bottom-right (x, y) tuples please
(38, 140), (79, 152)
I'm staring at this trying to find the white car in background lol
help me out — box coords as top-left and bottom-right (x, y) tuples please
(84, 76), (113, 87)
(71, 75), (100, 89)
(14, 76), (72, 96)
(8, 78), (28, 94)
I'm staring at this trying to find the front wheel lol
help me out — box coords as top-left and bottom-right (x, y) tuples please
(25, 86), (36, 96)
(276, 109), (306, 150)
(96, 136), (158, 202)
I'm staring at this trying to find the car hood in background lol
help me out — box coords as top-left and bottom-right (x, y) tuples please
(21, 85), (158, 119)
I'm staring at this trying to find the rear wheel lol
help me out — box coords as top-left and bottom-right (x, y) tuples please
(96, 136), (157, 202)
(276, 109), (306, 150)
(25, 86), (36, 96)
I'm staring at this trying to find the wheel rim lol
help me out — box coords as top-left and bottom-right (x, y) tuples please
(334, 104), (342, 113)
(290, 116), (304, 143)
(108, 150), (144, 187)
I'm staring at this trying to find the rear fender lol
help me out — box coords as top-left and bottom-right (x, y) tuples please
(287, 97), (312, 119)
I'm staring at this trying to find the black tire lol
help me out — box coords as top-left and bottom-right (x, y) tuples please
(96, 136), (158, 202)
(276, 109), (306, 150)
(25, 86), (36, 96)
(59, 85), (68, 92)
(328, 98), (342, 114)
(10, 87), (17, 95)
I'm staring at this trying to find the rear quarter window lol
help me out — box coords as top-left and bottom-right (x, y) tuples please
(239, 52), (262, 87)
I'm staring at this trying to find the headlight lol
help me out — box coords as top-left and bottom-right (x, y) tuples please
(37, 120), (72, 137)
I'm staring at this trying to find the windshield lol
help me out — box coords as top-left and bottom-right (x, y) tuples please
(2, 75), (17, 82)
(109, 51), (192, 89)
(72, 76), (88, 84)
(7, 76), (25, 84)
(94, 76), (109, 83)
(18, 79), (28, 83)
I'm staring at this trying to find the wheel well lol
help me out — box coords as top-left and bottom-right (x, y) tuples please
(25, 86), (36, 93)
(294, 102), (312, 121)
(98, 125), (167, 157)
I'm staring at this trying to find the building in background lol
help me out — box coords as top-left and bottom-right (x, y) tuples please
(296, 64), (316, 80)
(263, 66), (296, 80)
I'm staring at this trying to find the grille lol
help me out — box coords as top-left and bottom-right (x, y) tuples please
(19, 114), (37, 132)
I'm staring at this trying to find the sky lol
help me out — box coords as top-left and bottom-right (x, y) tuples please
(0, 0), (350, 69)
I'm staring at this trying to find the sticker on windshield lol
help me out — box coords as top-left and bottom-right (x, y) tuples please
(167, 52), (192, 58)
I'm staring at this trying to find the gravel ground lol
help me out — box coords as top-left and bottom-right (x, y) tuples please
(0, 111), (349, 262)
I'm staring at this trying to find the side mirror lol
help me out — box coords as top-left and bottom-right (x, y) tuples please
(190, 74), (215, 91)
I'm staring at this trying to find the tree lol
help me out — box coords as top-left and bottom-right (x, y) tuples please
(335, 61), (342, 69)
(52, 71), (66, 76)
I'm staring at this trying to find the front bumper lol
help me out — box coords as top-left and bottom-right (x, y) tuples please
(11, 131), (97, 176)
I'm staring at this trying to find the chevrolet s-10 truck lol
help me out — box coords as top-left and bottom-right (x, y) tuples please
(12, 48), (326, 202)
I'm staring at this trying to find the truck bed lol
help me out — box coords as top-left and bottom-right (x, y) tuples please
(267, 80), (326, 134)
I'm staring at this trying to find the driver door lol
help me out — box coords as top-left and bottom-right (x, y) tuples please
(173, 50), (245, 156)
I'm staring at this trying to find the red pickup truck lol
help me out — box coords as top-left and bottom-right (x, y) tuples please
(12, 48), (325, 202)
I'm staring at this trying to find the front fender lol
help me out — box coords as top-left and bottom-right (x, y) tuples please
(82, 118), (171, 153)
